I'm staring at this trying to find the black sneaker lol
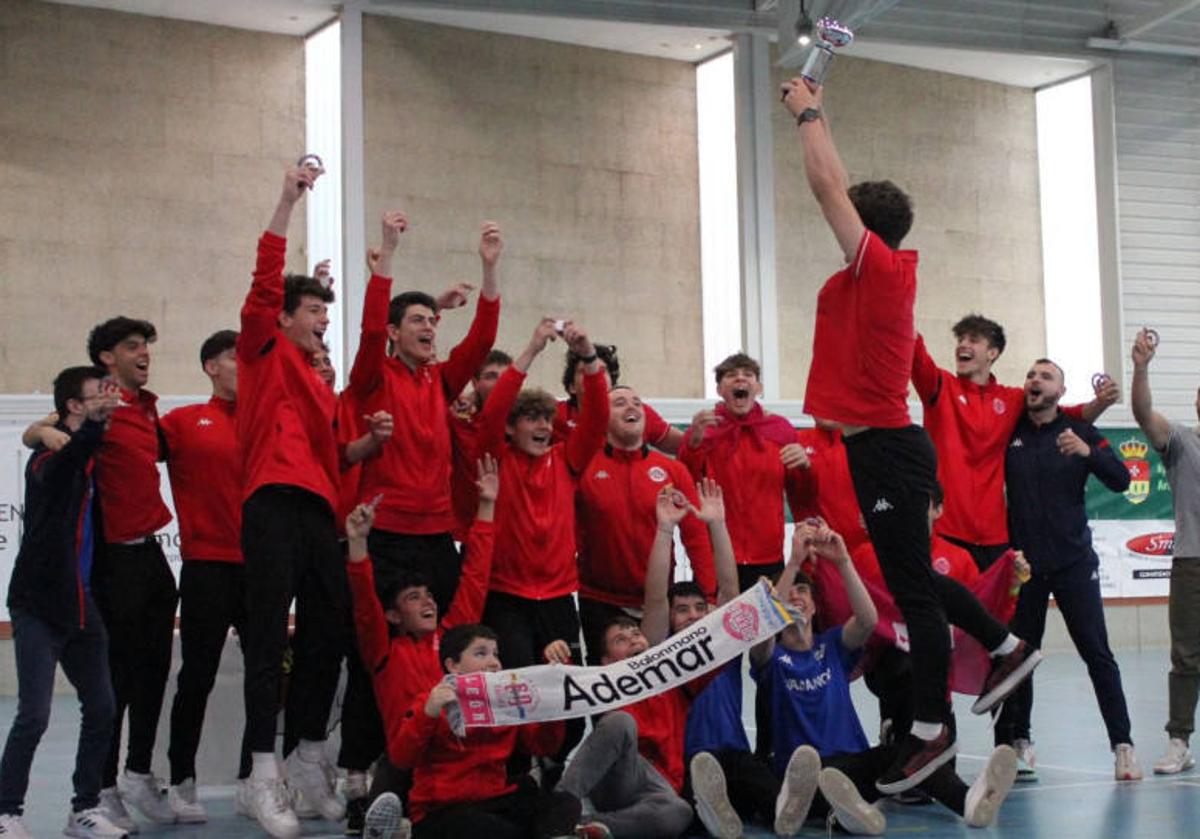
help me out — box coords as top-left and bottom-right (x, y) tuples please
(875, 727), (958, 795)
(345, 796), (368, 836)
(972, 641), (1043, 714)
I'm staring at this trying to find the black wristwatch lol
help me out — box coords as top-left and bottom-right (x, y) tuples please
(797, 107), (822, 125)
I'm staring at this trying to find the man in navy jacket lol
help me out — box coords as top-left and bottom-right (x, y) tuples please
(0, 366), (127, 838)
(998, 358), (1140, 782)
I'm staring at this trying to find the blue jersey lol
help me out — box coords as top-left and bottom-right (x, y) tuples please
(752, 626), (868, 775)
(685, 657), (749, 758)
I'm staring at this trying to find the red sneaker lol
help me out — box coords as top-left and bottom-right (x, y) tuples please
(972, 641), (1043, 714)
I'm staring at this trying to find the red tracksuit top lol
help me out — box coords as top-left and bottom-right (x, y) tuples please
(160, 397), (241, 562)
(477, 365), (608, 600)
(911, 336), (1085, 547)
(678, 410), (807, 567)
(347, 275), (499, 535)
(237, 232), (339, 511)
(95, 386), (171, 543)
(788, 428), (870, 555)
(392, 691), (564, 823)
(347, 520), (493, 759)
(448, 409), (480, 543)
(576, 445), (716, 608)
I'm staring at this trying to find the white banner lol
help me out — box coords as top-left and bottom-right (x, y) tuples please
(1090, 519), (1174, 598)
(449, 580), (791, 730)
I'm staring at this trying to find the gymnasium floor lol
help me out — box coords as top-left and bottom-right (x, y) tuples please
(3, 648), (1193, 837)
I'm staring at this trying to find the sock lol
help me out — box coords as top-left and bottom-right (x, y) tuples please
(251, 752), (280, 780)
(991, 634), (1019, 657)
(345, 770), (368, 799)
(911, 720), (944, 741)
(297, 739), (326, 762)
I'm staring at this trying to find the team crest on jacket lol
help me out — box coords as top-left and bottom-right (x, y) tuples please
(1119, 438), (1150, 505)
(647, 466), (668, 483)
(992, 398), (1006, 415)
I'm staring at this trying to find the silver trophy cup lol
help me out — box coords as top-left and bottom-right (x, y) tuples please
(800, 18), (854, 86)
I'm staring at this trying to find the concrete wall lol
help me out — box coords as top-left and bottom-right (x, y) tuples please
(362, 15), (705, 398)
(0, 0), (308, 395)
(773, 55), (1045, 399)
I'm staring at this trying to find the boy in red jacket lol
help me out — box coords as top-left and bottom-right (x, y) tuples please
(388, 623), (580, 838)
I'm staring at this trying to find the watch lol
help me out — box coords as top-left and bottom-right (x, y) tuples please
(797, 107), (822, 125)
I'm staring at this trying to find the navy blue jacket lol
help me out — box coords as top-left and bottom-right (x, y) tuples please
(7, 419), (105, 628)
(1005, 411), (1129, 574)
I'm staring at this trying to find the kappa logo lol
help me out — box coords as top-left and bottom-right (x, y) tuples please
(722, 602), (760, 642)
(647, 466), (668, 483)
(1010, 438), (1023, 448)
(197, 417), (214, 427)
(594, 470), (611, 480)
(872, 497), (894, 513)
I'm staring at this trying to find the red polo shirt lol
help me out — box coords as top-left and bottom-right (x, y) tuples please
(95, 386), (171, 543)
(160, 397), (241, 562)
(805, 231), (916, 429)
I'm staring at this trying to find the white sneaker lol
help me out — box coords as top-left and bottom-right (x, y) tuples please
(0, 813), (34, 838)
(116, 771), (175, 824)
(364, 792), (411, 839)
(774, 745), (820, 836)
(64, 806), (129, 838)
(285, 747), (346, 821)
(688, 752), (742, 839)
(98, 787), (137, 834)
(1153, 738), (1195, 775)
(817, 767), (885, 836)
(964, 745), (1017, 828)
(1012, 738), (1038, 782)
(1114, 743), (1144, 781)
(167, 778), (207, 823)
(238, 777), (300, 839)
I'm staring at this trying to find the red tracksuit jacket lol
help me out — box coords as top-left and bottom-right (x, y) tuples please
(95, 386), (171, 543)
(347, 274), (499, 535)
(476, 366), (608, 599)
(788, 427), (870, 555)
(237, 232), (339, 511)
(576, 445), (716, 607)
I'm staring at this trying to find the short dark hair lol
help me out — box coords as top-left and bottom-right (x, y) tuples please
(848, 180), (913, 250)
(380, 568), (434, 612)
(1032, 358), (1065, 380)
(439, 623), (498, 671)
(283, 274), (334, 316)
(477, 349), (512, 376)
(952, 314), (1006, 356)
(388, 291), (438, 327)
(714, 352), (761, 385)
(87, 317), (157, 366)
(53, 366), (107, 417)
(199, 329), (238, 366)
(668, 581), (707, 606)
(508, 388), (557, 426)
(563, 343), (620, 404)
(597, 614), (640, 659)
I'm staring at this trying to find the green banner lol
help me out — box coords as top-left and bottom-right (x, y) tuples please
(1086, 427), (1173, 521)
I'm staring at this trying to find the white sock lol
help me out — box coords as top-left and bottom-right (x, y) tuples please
(251, 752), (280, 780)
(297, 739), (326, 762)
(345, 771), (368, 799)
(991, 634), (1019, 657)
(911, 720), (944, 741)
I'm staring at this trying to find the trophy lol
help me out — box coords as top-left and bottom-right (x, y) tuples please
(799, 17), (854, 86)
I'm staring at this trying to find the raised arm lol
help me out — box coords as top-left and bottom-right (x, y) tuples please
(911, 334), (943, 404)
(241, 165), (319, 359)
(474, 319), (556, 457)
(348, 211), (407, 398)
(562, 322), (609, 474)
(780, 79), (864, 263)
(674, 466), (717, 601)
(1131, 328), (1172, 450)
(642, 486), (691, 645)
(442, 455), (498, 628)
(441, 224), (503, 396)
(1078, 375), (1120, 424)
(809, 522), (877, 650)
(344, 501), (391, 672)
(690, 478), (739, 606)
(751, 527), (810, 667)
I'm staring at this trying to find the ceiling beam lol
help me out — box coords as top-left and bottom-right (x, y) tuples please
(1119, 0), (1200, 40)
(368, 0), (777, 33)
(1087, 36), (1200, 57)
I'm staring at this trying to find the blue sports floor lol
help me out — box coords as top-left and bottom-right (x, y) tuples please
(3, 648), (1194, 837)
